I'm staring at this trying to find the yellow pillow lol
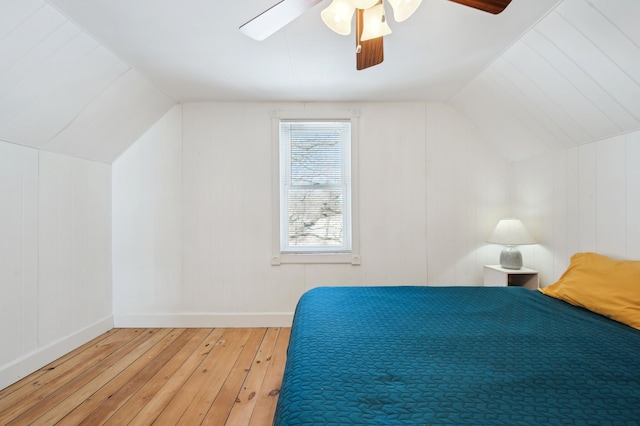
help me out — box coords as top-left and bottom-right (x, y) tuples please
(539, 252), (640, 330)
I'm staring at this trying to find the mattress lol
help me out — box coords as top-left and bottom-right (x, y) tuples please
(274, 286), (640, 425)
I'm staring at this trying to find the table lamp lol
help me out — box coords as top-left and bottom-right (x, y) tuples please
(487, 219), (536, 270)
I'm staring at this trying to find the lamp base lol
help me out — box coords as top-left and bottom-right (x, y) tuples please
(500, 245), (523, 270)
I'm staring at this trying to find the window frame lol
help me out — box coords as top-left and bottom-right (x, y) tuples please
(271, 109), (361, 265)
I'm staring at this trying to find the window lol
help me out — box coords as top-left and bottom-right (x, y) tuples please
(271, 111), (360, 265)
(280, 120), (351, 252)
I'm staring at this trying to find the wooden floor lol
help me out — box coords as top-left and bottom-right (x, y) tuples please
(0, 327), (290, 425)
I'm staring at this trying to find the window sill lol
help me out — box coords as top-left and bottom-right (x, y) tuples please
(271, 253), (361, 265)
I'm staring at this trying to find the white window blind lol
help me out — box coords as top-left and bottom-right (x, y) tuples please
(279, 120), (352, 253)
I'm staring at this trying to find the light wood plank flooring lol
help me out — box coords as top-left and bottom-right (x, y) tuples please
(0, 328), (290, 425)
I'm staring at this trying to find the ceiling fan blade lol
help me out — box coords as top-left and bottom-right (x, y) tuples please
(448, 0), (513, 14)
(240, 0), (324, 41)
(355, 8), (384, 70)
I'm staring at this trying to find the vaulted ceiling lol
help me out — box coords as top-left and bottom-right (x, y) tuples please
(45, 0), (559, 102)
(0, 0), (638, 163)
(0, 0), (174, 163)
(451, 0), (640, 161)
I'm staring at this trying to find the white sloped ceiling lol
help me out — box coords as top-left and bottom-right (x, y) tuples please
(1, 0), (638, 164)
(0, 0), (175, 163)
(450, 0), (640, 162)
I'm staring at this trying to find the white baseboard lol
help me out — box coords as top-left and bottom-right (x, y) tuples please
(113, 312), (294, 328)
(0, 315), (114, 390)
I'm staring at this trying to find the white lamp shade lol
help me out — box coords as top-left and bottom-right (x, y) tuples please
(487, 219), (536, 245)
(351, 0), (379, 9)
(360, 4), (392, 41)
(321, 0), (355, 35)
(387, 0), (423, 22)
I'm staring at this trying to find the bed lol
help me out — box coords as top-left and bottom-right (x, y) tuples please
(274, 285), (640, 425)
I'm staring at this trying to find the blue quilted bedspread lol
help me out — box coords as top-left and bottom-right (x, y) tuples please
(274, 286), (640, 425)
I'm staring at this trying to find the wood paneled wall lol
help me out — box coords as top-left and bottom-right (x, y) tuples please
(112, 106), (183, 316)
(0, 141), (112, 389)
(0, 1), (175, 163)
(112, 102), (510, 327)
(451, 0), (640, 162)
(512, 130), (640, 286)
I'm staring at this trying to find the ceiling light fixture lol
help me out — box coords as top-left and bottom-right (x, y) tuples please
(240, 0), (512, 70)
(387, 0), (423, 22)
(321, 0), (422, 39)
(321, 0), (356, 35)
(352, 0), (380, 8)
(360, 2), (392, 41)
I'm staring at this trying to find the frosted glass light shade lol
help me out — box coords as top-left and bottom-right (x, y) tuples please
(351, 0), (379, 9)
(321, 0), (355, 35)
(360, 4), (392, 41)
(387, 0), (423, 22)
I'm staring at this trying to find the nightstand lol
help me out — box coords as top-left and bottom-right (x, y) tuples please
(483, 265), (539, 290)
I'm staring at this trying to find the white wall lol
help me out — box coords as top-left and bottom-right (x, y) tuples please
(511, 130), (640, 287)
(112, 105), (183, 317)
(0, 141), (112, 389)
(425, 104), (510, 285)
(112, 102), (510, 327)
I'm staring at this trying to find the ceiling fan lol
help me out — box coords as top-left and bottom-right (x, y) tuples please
(239, 0), (512, 70)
